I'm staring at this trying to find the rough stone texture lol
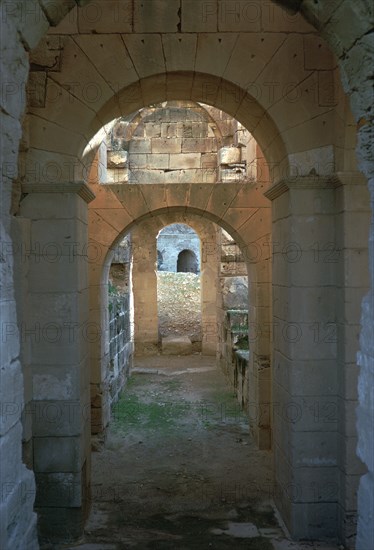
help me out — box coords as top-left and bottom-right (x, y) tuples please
(221, 277), (249, 309)
(157, 271), (202, 346)
(111, 103), (219, 184)
(0, 4), (40, 549)
(104, 293), (133, 421)
(107, 151), (128, 169)
(104, 102), (259, 185)
(162, 335), (193, 355)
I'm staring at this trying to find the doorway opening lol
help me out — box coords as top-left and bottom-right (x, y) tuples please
(156, 224), (202, 353)
(177, 249), (199, 273)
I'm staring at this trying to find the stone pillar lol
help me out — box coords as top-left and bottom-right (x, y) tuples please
(132, 224), (158, 355)
(245, 206), (272, 451)
(265, 176), (340, 540)
(0, 221), (39, 549)
(354, 173), (374, 550)
(335, 173), (370, 547)
(19, 183), (95, 544)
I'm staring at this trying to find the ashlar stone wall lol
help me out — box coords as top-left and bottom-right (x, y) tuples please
(106, 294), (133, 407)
(104, 102), (261, 186)
(106, 102), (219, 184)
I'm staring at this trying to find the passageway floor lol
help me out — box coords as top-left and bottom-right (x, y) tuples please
(60, 356), (341, 550)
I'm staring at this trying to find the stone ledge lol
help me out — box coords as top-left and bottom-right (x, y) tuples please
(21, 182), (96, 203)
(162, 335), (192, 355)
(264, 174), (342, 201)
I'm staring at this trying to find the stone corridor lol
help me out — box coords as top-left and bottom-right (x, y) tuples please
(2, 2), (373, 549)
(48, 355), (340, 550)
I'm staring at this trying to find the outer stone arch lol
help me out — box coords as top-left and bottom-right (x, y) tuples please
(4, 0), (372, 547)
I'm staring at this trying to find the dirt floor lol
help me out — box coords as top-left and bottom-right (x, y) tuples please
(60, 356), (341, 550)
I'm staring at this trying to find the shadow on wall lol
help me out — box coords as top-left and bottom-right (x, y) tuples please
(177, 249), (199, 274)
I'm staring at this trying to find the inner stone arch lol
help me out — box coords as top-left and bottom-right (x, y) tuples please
(74, 73), (289, 189)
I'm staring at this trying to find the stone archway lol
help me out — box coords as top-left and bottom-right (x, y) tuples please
(129, 216), (218, 356)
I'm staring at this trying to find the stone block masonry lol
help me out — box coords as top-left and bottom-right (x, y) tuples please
(106, 103), (257, 186)
(18, 183), (95, 545)
(108, 103), (220, 185)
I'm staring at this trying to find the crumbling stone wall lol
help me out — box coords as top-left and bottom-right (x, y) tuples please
(215, 229), (272, 449)
(107, 102), (219, 184)
(91, 235), (133, 431)
(105, 102), (261, 185)
(107, 295), (132, 405)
